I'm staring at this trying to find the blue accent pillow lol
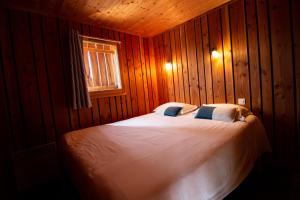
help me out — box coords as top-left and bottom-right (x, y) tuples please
(194, 106), (216, 119)
(164, 106), (183, 117)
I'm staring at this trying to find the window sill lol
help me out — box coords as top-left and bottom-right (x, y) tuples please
(89, 88), (126, 99)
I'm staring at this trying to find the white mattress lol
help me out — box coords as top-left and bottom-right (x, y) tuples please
(61, 113), (270, 200)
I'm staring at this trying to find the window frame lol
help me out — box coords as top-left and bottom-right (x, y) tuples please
(81, 36), (126, 99)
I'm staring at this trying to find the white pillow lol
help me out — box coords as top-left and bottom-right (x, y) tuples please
(204, 103), (251, 117)
(193, 103), (251, 121)
(153, 102), (198, 115)
(212, 106), (237, 122)
(193, 105), (237, 122)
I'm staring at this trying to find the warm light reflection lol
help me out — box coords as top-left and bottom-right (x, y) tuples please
(165, 62), (172, 71)
(211, 49), (221, 59)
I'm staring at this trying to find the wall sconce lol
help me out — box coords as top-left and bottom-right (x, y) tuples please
(165, 62), (172, 71)
(211, 49), (221, 59)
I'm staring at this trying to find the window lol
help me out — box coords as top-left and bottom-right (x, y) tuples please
(82, 37), (124, 98)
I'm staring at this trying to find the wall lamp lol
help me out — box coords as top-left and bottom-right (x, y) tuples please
(211, 48), (221, 59)
(165, 62), (172, 71)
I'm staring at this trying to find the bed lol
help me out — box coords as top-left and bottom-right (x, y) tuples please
(61, 111), (270, 200)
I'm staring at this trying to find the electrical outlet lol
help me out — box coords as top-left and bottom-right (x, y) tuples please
(238, 98), (246, 105)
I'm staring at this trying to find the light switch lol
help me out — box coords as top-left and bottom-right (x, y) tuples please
(238, 98), (246, 105)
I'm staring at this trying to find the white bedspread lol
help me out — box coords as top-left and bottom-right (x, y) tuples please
(61, 113), (270, 200)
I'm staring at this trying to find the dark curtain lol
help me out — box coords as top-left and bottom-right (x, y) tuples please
(69, 29), (91, 109)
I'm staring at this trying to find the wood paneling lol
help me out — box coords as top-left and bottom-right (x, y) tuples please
(43, 16), (71, 136)
(195, 17), (207, 105)
(10, 10), (45, 147)
(292, 0), (300, 158)
(230, 0), (251, 108)
(221, 6), (235, 104)
(125, 34), (139, 116)
(269, 0), (295, 161)
(185, 20), (200, 106)
(3, 0), (232, 36)
(31, 13), (56, 143)
(174, 28), (186, 103)
(153, 0), (300, 164)
(0, 8), (26, 150)
(0, 24), (16, 197)
(201, 15), (214, 104)
(163, 32), (175, 102)
(143, 37), (159, 111)
(208, 10), (226, 103)
(179, 26), (191, 103)
(245, 0), (261, 115)
(1, 0), (300, 189)
(256, 0), (274, 152)
(0, 8), (158, 153)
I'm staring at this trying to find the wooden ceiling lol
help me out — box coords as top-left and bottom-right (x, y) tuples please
(3, 0), (231, 36)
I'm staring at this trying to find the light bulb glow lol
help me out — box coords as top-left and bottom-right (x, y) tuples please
(211, 50), (220, 58)
(165, 63), (172, 71)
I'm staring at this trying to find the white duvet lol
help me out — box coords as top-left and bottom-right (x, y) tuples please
(61, 113), (270, 200)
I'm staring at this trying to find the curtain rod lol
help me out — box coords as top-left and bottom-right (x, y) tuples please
(79, 34), (121, 44)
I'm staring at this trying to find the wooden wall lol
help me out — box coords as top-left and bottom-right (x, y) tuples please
(153, 0), (300, 165)
(0, 40), (16, 198)
(1, 0), (300, 194)
(0, 8), (159, 152)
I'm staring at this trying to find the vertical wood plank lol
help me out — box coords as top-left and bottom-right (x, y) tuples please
(132, 35), (146, 115)
(30, 13), (56, 142)
(208, 10), (226, 103)
(0, 9), (25, 150)
(174, 27), (186, 103)
(91, 98), (101, 125)
(256, 0), (274, 150)
(291, 0), (300, 158)
(10, 10), (45, 146)
(125, 34), (139, 116)
(269, 0), (295, 160)
(158, 34), (169, 103)
(143, 38), (154, 111)
(179, 25), (191, 104)
(170, 30), (180, 102)
(0, 41), (16, 197)
(163, 32), (175, 102)
(153, 36), (164, 104)
(119, 32), (132, 118)
(185, 20), (201, 106)
(221, 6), (235, 104)
(195, 17), (207, 105)
(98, 98), (111, 124)
(148, 37), (159, 108)
(115, 96), (123, 121)
(229, 0), (251, 108)
(42, 16), (71, 135)
(201, 15), (214, 104)
(245, 0), (261, 115)
(139, 37), (150, 113)
(109, 97), (118, 122)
